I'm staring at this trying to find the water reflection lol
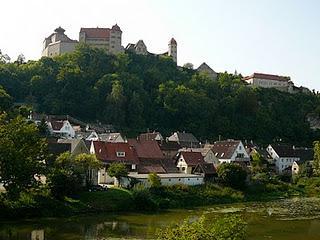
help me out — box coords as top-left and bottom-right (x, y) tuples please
(1, 199), (320, 240)
(31, 230), (44, 240)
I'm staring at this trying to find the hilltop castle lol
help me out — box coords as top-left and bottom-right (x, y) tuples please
(42, 24), (177, 63)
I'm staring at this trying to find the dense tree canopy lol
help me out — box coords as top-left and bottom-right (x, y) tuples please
(0, 44), (320, 145)
(0, 116), (47, 198)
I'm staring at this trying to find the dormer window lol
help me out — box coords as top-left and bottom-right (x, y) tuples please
(116, 152), (125, 157)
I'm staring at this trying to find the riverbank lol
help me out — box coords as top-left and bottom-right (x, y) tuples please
(1, 180), (312, 221)
(3, 197), (320, 240)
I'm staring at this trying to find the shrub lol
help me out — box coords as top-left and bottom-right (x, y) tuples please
(217, 163), (247, 189)
(148, 173), (161, 188)
(48, 169), (83, 199)
(132, 184), (158, 211)
(157, 215), (247, 240)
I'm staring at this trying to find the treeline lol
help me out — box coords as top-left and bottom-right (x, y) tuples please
(0, 45), (320, 145)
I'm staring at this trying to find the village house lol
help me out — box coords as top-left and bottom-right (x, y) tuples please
(208, 140), (250, 165)
(47, 120), (75, 139)
(90, 141), (139, 185)
(266, 145), (300, 174)
(168, 132), (200, 148)
(291, 148), (314, 175)
(128, 139), (167, 174)
(57, 139), (90, 156)
(176, 151), (206, 174)
(193, 163), (216, 182)
(179, 147), (219, 166)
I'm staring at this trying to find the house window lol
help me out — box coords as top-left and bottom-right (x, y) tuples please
(132, 164), (136, 170)
(116, 152), (125, 157)
(182, 167), (185, 171)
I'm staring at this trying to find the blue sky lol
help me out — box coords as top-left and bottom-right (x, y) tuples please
(1, 0), (320, 89)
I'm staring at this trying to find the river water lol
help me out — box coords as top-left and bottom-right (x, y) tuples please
(1, 198), (320, 240)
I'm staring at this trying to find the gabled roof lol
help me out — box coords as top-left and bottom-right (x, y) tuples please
(92, 141), (138, 164)
(80, 28), (111, 39)
(197, 62), (217, 73)
(57, 139), (88, 153)
(50, 121), (64, 131)
(168, 132), (199, 143)
(99, 133), (123, 142)
(271, 145), (313, 160)
(270, 145), (298, 158)
(194, 163), (216, 175)
(180, 151), (205, 166)
(159, 141), (181, 151)
(180, 147), (212, 157)
(137, 159), (166, 174)
(211, 140), (241, 159)
(243, 73), (290, 82)
(135, 40), (146, 47)
(128, 139), (164, 160)
(47, 142), (71, 156)
(126, 43), (135, 51)
(160, 158), (179, 173)
(138, 132), (163, 141)
(294, 148), (314, 162)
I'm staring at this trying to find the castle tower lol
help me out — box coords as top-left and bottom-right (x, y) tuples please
(168, 38), (177, 64)
(110, 24), (124, 54)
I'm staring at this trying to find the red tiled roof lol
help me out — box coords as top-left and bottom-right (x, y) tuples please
(180, 151), (205, 166)
(92, 141), (139, 164)
(128, 139), (164, 160)
(50, 121), (64, 131)
(243, 73), (289, 82)
(80, 28), (111, 39)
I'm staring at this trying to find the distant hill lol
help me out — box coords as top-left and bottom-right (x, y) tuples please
(1, 44), (320, 146)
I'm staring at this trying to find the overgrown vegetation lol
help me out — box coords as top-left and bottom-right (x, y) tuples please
(157, 215), (247, 240)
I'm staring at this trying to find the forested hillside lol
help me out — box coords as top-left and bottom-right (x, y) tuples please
(0, 45), (319, 145)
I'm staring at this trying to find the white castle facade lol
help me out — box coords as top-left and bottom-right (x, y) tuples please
(42, 24), (177, 63)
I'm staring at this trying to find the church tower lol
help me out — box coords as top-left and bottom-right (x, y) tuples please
(168, 38), (177, 64)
